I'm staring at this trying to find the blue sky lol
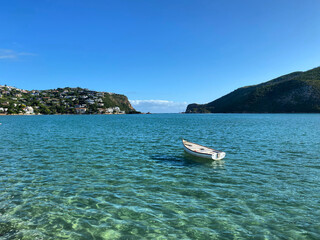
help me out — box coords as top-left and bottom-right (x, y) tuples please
(1, 0), (320, 113)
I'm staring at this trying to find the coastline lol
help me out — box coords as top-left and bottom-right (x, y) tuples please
(0, 113), (131, 116)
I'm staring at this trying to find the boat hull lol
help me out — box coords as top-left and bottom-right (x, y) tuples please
(182, 139), (226, 160)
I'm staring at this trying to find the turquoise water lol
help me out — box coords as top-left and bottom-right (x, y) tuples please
(0, 114), (320, 239)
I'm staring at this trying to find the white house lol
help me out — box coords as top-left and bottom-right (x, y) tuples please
(106, 108), (114, 114)
(113, 107), (120, 113)
(23, 106), (34, 114)
(75, 104), (87, 108)
(0, 107), (7, 112)
(86, 99), (95, 105)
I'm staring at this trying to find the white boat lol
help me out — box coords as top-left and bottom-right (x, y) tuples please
(182, 139), (226, 160)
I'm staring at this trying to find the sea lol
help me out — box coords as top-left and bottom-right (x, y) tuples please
(0, 114), (319, 240)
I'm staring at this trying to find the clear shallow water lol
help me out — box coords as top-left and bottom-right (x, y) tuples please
(0, 114), (320, 240)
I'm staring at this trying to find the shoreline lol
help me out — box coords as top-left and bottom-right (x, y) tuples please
(0, 113), (132, 116)
(1, 112), (320, 116)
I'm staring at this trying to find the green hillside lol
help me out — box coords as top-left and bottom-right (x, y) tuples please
(0, 86), (139, 114)
(186, 66), (320, 113)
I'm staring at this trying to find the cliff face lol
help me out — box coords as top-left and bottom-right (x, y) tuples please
(186, 66), (320, 113)
(103, 93), (135, 113)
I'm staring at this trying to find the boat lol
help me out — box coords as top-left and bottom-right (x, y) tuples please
(182, 139), (226, 160)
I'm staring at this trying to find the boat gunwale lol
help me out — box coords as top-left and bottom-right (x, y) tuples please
(183, 144), (212, 157)
(182, 139), (222, 154)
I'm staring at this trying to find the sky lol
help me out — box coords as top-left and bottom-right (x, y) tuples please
(1, 0), (320, 113)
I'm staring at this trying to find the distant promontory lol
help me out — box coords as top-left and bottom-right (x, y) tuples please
(0, 86), (140, 115)
(186, 66), (320, 113)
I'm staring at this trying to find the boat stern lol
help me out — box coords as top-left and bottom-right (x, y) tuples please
(212, 152), (226, 160)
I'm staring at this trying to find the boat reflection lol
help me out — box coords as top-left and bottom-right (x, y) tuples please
(183, 153), (226, 169)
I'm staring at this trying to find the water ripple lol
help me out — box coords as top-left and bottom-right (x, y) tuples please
(0, 114), (320, 239)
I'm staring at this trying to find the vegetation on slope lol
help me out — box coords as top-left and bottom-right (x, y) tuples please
(0, 86), (139, 114)
(186, 66), (320, 113)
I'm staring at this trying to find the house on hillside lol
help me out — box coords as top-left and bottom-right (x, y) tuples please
(97, 108), (105, 114)
(0, 107), (8, 113)
(113, 107), (120, 113)
(86, 99), (95, 105)
(75, 104), (87, 108)
(1, 102), (9, 106)
(106, 108), (113, 114)
(23, 106), (34, 114)
(75, 108), (87, 114)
